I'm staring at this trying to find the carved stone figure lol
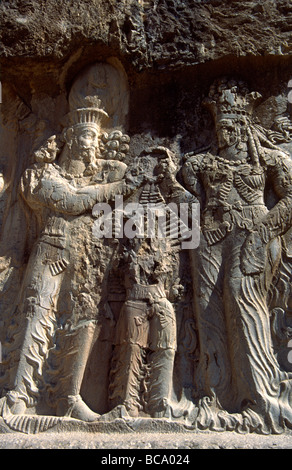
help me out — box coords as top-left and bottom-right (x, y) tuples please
(0, 63), (143, 426)
(182, 78), (292, 433)
(109, 237), (177, 418)
(1, 60), (292, 437)
(108, 149), (194, 419)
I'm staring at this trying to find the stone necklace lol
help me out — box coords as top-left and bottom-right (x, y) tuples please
(215, 155), (248, 166)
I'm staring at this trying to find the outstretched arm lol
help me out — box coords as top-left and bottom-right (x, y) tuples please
(20, 166), (134, 216)
(140, 146), (200, 204)
(181, 154), (204, 202)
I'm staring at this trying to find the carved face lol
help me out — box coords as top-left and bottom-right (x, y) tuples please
(216, 119), (239, 150)
(71, 125), (99, 162)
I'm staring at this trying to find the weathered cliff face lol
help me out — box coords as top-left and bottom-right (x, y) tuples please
(1, 0), (292, 139)
(1, 0), (292, 65)
(0, 1), (292, 435)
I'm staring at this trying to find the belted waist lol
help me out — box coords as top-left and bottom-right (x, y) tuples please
(40, 234), (68, 249)
(203, 203), (268, 245)
(126, 283), (166, 301)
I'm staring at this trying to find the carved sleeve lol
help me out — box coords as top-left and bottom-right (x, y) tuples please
(20, 166), (128, 215)
(257, 153), (292, 242)
(181, 154), (204, 200)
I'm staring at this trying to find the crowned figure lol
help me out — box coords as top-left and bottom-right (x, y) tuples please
(183, 78), (292, 433)
(0, 62), (143, 428)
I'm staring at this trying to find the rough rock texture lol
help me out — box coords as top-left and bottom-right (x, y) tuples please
(1, 0), (292, 66)
(2, 1), (292, 155)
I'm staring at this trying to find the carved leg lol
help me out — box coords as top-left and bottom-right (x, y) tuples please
(109, 301), (149, 416)
(54, 322), (100, 422)
(6, 305), (56, 414)
(109, 343), (146, 416)
(146, 298), (177, 417)
(189, 240), (234, 410)
(4, 261), (62, 415)
(146, 348), (176, 417)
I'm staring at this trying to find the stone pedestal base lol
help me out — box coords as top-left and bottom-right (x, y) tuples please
(1, 417), (292, 449)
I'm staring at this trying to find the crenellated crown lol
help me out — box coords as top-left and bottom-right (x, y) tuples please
(203, 78), (262, 123)
(63, 96), (109, 129)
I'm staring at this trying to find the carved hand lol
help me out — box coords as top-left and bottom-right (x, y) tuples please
(240, 231), (266, 275)
(125, 166), (152, 190)
(156, 149), (177, 182)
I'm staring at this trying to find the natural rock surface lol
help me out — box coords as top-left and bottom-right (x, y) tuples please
(1, 0), (292, 67)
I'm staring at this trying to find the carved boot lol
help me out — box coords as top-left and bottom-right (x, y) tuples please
(2, 391), (27, 416)
(2, 301), (59, 416)
(55, 322), (100, 422)
(109, 342), (147, 417)
(109, 300), (149, 417)
(146, 348), (175, 418)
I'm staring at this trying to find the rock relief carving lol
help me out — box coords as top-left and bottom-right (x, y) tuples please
(107, 148), (194, 420)
(182, 77), (292, 433)
(1, 69), (292, 435)
(0, 62), (147, 432)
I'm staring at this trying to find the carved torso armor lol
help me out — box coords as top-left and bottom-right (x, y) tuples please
(182, 149), (292, 245)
